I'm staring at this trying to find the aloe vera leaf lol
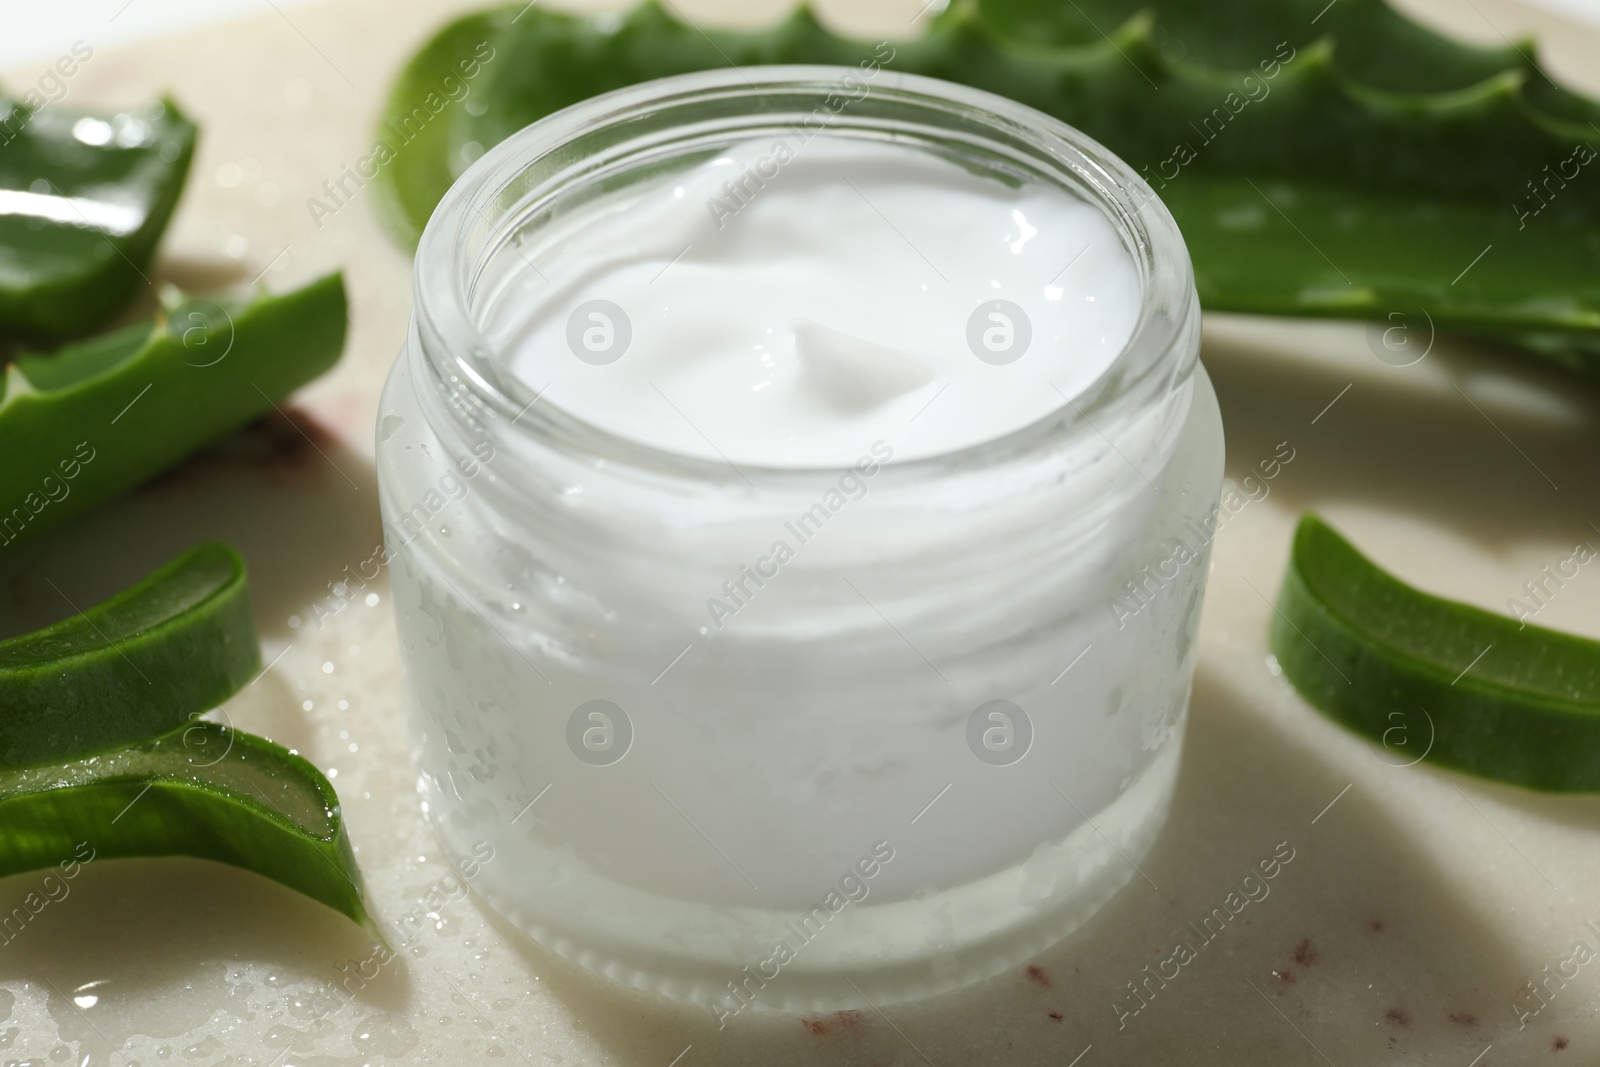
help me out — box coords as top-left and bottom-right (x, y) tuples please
(0, 721), (375, 935)
(375, 4), (910, 243)
(0, 273), (348, 553)
(979, 0), (1559, 98)
(0, 542), (257, 769)
(394, 1), (1600, 213)
(0, 95), (196, 340)
(1271, 513), (1600, 792)
(463, 4), (881, 149)
(370, 10), (516, 249)
(1164, 174), (1600, 361)
(459, 4), (1597, 214)
(376, 2), (1600, 368)
(1012, 0), (1600, 141)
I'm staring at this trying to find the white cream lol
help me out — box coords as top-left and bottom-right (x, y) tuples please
(490, 137), (1141, 467)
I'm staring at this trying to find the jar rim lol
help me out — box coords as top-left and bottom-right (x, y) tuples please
(411, 64), (1198, 481)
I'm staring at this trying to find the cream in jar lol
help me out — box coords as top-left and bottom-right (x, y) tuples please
(379, 68), (1222, 1015)
(491, 137), (1140, 465)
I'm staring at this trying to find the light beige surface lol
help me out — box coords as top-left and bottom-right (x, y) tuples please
(3, 0), (1600, 1063)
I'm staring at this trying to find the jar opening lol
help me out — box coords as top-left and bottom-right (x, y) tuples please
(412, 66), (1197, 480)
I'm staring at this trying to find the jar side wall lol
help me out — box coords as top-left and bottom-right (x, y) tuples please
(378, 331), (1223, 1006)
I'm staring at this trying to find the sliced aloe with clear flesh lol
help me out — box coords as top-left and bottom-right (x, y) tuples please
(0, 542), (258, 769)
(0, 545), (375, 934)
(1271, 513), (1600, 791)
(0, 94), (196, 339)
(0, 272), (348, 553)
(375, 0), (1600, 370)
(0, 721), (374, 934)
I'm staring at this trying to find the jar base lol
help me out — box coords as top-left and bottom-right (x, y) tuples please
(430, 734), (1183, 1016)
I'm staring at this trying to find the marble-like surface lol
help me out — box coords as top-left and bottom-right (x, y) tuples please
(3, 0), (1600, 1062)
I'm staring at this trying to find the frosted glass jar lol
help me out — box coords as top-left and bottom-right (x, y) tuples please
(377, 67), (1222, 1015)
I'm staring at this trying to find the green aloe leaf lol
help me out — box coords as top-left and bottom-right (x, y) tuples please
(0, 547), (375, 935)
(370, 10), (511, 248)
(0, 94), (196, 340)
(1271, 513), (1600, 792)
(1165, 174), (1600, 374)
(374, 0), (1600, 369)
(0, 272), (348, 553)
(0, 542), (257, 769)
(0, 720), (375, 936)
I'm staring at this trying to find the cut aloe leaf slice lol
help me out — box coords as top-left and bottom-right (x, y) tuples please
(0, 720), (375, 935)
(0, 94), (196, 339)
(0, 542), (258, 769)
(1271, 513), (1600, 791)
(0, 272), (348, 553)
(0, 542), (375, 935)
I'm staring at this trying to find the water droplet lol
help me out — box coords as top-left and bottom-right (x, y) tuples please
(183, 1034), (224, 1058)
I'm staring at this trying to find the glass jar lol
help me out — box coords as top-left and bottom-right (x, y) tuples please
(377, 66), (1222, 1015)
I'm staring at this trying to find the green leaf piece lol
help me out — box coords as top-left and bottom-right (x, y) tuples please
(0, 272), (349, 553)
(370, 10), (512, 249)
(0, 720), (375, 936)
(0, 542), (258, 769)
(1164, 175), (1600, 373)
(374, 0), (1600, 369)
(1271, 513), (1600, 792)
(0, 547), (374, 935)
(0, 95), (197, 340)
